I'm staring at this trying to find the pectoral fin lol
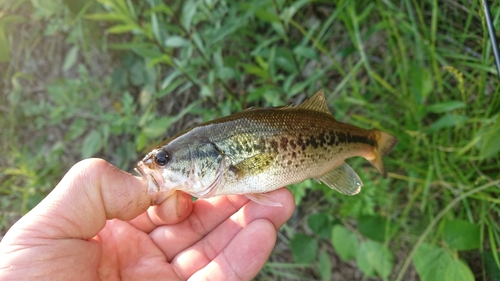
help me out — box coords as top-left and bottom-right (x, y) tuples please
(234, 153), (275, 177)
(315, 163), (363, 195)
(246, 193), (283, 207)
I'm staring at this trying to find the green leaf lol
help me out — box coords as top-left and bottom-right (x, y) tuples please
(307, 212), (333, 239)
(164, 36), (190, 48)
(318, 250), (332, 281)
(143, 102), (198, 138)
(147, 3), (173, 16)
(148, 54), (173, 67)
(480, 117), (500, 159)
(443, 258), (474, 281)
(0, 24), (9, 62)
(129, 60), (145, 86)
(427, 114), (468, 133)
(413, 243), (450, 281)
(293, 45), (318, 60)
(442, 219), (480, 250)
(66, 118), (88, 140)
(290, 233), (318, 264)
(81, 130), (102, 158)
(331, 225), (359, 262)
(426, 101), (465, 113)
(108, 23), (141, 34)
(135, 132), (148, 152)
(0, 14), (26, 25)
(111, 67), (128, 92)
(209, 20), (245, 46)
(143, 116), (174, 138)
(157, 77), (185, 98)
(275, 47), (297, 74)
(150, 12), (163, 43)
(358, 215), (393, 242)
(410, 62), (433, 103)
(356, 240), (393, 278)
(413, 243), (474, 281)
(30, 0), (63, 16)
(277, 0), (307, 22)
(99, 0), (131, 18)
(414, 243), (474, 281)
(192, 32), (206, 54)
(84, 13), (130, 22)
(483, 251), (500, 280)
(108, 42), (156, 50)
(242, 63), (268, 79)
(62, 45), (79, 71)
(255, 9), (280, 23)
(288, 70), (324, 97)
(131, 46), (163, 60)
(181, 0), (198, 30)
(287, 182), (308, 206)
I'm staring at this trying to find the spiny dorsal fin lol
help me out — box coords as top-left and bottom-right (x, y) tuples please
(298, 89), (332, 114)
(242, 106), (255, 111)
(277, 103), (297, 110)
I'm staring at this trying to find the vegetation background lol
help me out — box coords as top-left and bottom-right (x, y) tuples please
(1, 0), (499, 280)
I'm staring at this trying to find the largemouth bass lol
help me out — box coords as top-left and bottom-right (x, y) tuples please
(136, 89), (398, 206)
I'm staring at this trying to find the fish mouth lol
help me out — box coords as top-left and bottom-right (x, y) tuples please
(135, 161), (169, 204)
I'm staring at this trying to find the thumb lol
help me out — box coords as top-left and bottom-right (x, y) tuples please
(10, 158), (153, 240)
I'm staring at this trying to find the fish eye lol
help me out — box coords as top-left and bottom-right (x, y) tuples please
(154, 150), (170, 166)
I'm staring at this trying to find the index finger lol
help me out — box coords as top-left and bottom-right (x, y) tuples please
(150, 188), (294, 261)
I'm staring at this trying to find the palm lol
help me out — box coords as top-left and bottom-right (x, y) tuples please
(95, 194), (295, 280)
(0, 159), (294, 281)
(96, 219), (173, 279)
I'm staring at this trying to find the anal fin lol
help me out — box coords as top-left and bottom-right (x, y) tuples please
(246, 193), (283, 207)
(315, 163), (363, 195)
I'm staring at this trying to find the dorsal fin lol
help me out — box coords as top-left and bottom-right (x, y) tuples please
(242, 106), (255, 111)
(277, 103), (297, 110)
(298, 89), (332, 114)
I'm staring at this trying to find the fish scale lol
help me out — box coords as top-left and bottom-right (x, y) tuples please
(207, 109), (379, 196)
(135, 89), (398, 206)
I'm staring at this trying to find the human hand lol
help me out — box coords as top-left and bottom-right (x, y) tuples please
(0, 158), (295, 280)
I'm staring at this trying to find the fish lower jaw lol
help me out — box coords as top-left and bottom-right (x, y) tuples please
(150, 189), (176, 205)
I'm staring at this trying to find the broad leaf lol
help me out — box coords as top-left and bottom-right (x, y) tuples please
(331, 225), (359, 261)
(414, 243), (473, 281)
(164, 36), (190, 48)
(444, 258), (474, 281)
(358, 215), (393, 242)
(63, 45), (79, 71)
(480, 117), (500, 159)
(356, 240), (393, 278)
(442, 219), (480, 250)
(81, 130), (102, 158)
(318, 250), (332, 281)
(290, 233), (318, 264)
(308, 212), (333, 239)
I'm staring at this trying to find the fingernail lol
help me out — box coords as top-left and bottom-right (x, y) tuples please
(176, 192), (188, 218)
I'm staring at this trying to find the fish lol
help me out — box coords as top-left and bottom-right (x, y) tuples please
(135, 89), (398, 206)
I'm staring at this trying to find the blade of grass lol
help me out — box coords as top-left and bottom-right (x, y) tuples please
(395, 179), (500, 281)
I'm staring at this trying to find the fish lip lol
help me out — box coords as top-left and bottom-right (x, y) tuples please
(135, 161), (163, 195)
(135, 161), (175, 205)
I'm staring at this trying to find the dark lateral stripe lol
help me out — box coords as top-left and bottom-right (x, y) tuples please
(307, 130), (376, 150)
(336, 131), (376, 147)
(250, 129), (377, 154)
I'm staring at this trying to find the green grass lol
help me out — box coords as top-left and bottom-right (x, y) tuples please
(1, 0), (499, 280)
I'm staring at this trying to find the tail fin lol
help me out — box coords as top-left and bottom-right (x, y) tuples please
(368, 131), (398, 178)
